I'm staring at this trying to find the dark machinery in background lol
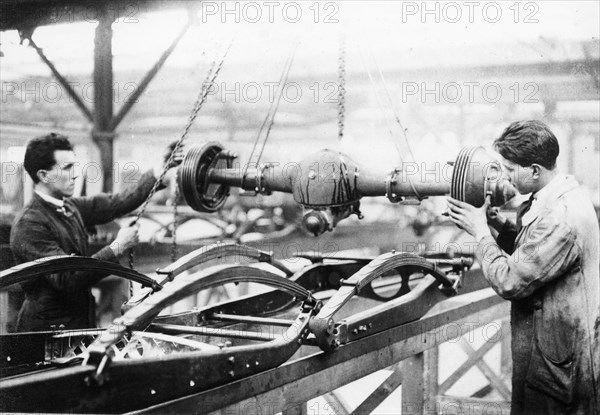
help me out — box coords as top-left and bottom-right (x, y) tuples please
(178, 143), (516, 236)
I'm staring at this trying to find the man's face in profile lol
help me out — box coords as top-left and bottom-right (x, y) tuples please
(41, 150), (78, 198)
(500, 156), (536, 195)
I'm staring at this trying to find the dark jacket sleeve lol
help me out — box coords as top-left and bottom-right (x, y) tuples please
(10, 217), (116, 292)
(475, 213), (579, 300)
(70, 169), (161, 227)
(496, 219), (518, 254)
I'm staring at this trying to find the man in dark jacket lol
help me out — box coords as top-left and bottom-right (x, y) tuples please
(10, 133), (182, 332)
(447, 120), (599, 414)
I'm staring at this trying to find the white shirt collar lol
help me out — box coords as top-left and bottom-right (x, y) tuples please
(521, 173), (565, 226)
(35, 190), (64, 208)
(531, 173), (564, 208)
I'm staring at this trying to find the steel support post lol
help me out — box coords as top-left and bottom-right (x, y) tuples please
(92, 7), (115, 192)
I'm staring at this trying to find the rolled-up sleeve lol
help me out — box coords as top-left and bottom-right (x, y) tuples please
(475, 215), (579, 300)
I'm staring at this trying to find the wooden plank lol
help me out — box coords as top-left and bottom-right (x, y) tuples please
(282, 402), (307, 415)
(135, 291), (509, 414)
(401, 354), (425, 415)
(438, 333), (500, 394)
(323, 392), (350, 415)
(423, 347), (439, 411)
(351, 364), (403, 415)
(457, 338), (511, 401)
(436, 395), (510, 415)
(500, 319), (511, 378)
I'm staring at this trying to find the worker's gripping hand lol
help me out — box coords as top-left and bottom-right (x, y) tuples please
(447, 196), (492, 242)
(109, 224), (140, 257)
(153, 140), (185, 180)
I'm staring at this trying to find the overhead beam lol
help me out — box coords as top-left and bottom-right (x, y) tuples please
(0, 0), (194, 31)
(23, 34), (94, 123)
(108, 19), (192, 132)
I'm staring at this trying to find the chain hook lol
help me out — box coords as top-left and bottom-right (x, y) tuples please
(337, 34), (346, 141)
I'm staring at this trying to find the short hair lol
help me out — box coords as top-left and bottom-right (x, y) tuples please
(24, 133), (73, 183)
(493, 120), (559, 169)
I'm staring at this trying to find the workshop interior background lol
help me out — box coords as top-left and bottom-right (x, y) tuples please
(0, 1), (598, 412)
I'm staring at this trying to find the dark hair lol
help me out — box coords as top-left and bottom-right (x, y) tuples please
(493, 120), (559, 169)
(24, 133), (73, 183)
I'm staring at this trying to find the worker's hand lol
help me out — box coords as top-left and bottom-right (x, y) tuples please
(485, 203), (509, 233)
(109, 224), (140, 257)
(153, 140), (185, 180)
(447, 196), (492, 241)
(486, 206), (500, 221)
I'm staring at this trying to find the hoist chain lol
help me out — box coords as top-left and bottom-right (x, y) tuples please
(128, 61), (217, 270)
(171, 169), (180, 263)
(337, 36), (346, 141)
(126, 42), (232, 296)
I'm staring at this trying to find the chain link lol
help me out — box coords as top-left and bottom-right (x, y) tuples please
(337, 36), (346, 141)
(171, 169), (179, 263)
(126, 42), (232, 298)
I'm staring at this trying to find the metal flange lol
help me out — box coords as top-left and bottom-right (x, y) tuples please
(451, 146), (513, 207)
(178, 142), (233, 212)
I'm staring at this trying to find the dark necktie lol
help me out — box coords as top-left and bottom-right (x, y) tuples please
(516, 194), (535, 230)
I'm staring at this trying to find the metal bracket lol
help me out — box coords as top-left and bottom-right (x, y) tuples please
(385, 168), (404, 203)
(439, 272), (462, 296)
(339, 278), (361, 294)
(255, 163), (273, 195)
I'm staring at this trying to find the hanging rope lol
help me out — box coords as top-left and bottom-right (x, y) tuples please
(367, 45), (419, 166)
(127, 40), (232, 285)
(356, 41), (423, 201)
(242, 42), (299, 188)
(337, 35), (346, 141)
